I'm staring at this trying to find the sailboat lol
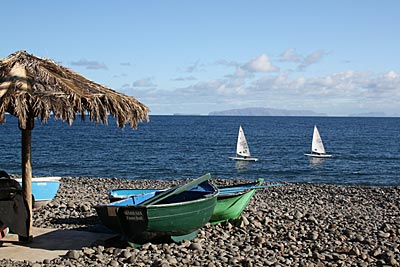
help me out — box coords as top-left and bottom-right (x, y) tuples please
(304, 125), (332, 158)
(229, 126), (258, 161)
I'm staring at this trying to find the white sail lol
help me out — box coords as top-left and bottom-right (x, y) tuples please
(236, 126), (251, 157)
(311, 125), (326, 154)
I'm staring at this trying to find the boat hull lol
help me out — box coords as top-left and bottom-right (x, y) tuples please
(210, 179), (264, 224)
(15, 177), (61, 209)
(117, 191), (217, 244)
(304, 153), (332, 158)
(96, 174), (218, 243)
(95, 206), (119, 232)
(95, 195), (153, 233)
(210, 188), (257, 224)
(95, 202), (126, 233)
(229, 157), (258, 161)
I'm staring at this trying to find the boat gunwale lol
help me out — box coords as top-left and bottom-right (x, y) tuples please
(140, 186), (219, 208)
(217, 189), (253, 199)
(103, 183), (219, 209)
(108, 179), (265, 201)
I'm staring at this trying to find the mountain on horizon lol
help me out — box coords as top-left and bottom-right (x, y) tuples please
(348, 112), (387, 117)
(208, 107), (326, 116)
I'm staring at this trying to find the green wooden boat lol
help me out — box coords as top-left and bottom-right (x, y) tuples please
(210, 178), (264, 224)
(101, 173), (218, 244)
(108, 178), (281, 226)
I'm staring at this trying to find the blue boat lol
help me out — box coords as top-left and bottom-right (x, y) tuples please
(109, 188), (160, 203)
(15, 177), (61, 209)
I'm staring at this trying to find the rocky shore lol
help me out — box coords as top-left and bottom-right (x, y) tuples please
(1, 176), (400, 266)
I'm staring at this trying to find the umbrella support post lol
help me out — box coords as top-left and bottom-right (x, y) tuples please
(19, 118), (34, 242)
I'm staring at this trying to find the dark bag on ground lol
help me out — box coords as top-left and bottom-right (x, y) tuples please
(0, 171), (29, 238)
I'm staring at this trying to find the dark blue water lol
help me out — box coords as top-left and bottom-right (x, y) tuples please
(1, 115), (399, 186)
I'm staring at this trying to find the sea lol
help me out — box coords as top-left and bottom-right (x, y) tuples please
(1, 115), (399, 186)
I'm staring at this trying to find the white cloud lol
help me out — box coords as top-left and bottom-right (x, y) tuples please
(384, 70), (399, 79)
(132, 77), (156, 87)
(70, 59), (108, 70)
(280, 48), (301, 63)
(216, 81), (247, 96)
(215, 59), (240, 68)
(184, 60), (203, 73)
(305, 50), (326, 64)
(243, 54), (279, 73)
(119, 49), (399, 116)
(251, 70), (400, 106)
(129, 70), (400, 114)
(298, 50), (328, 71)
(225, 68), (250, 79)
(174, 80), (222, 97)
(278, 49), (329, 71)
(172, 76), (197, 81)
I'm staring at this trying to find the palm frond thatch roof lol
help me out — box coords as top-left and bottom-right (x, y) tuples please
(0, 50), (149, 129)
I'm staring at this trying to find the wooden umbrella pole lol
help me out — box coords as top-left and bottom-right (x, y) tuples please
(19, 116), (34, 242)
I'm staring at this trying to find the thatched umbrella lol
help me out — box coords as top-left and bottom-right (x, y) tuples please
(0, 50), (149, 241)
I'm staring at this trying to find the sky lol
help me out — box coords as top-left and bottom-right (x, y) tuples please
(2, 0), (400, 116)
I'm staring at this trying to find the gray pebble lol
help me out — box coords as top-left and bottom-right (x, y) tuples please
(188, 242), (203, 251)
(65, 250), (80, 259)
(3, 177), (398, 267)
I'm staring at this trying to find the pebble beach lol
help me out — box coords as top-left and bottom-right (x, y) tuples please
(1, 176), (400, 267)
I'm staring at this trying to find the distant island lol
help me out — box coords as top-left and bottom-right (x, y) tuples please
(348, 112), (387, 117)
(173, 113), (201, 116)
(208, 107), (326, 116)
